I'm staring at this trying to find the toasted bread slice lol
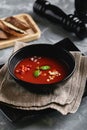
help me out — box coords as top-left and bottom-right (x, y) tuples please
(5, 16), (30, 30)
(0, 20), (27, 37)
(0, 29), (8, 39)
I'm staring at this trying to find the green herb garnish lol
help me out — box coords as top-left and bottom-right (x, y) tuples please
(34, 65), (51, 78)
(40, 65), (51, 70)
(34, 69), (41, 77)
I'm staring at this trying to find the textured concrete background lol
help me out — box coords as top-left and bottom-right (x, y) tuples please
(0, 0), (87, 130)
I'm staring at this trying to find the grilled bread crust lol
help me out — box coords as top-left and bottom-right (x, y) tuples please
(0, 30), (8, 39)
(5, 16), (30, 30)
(0, 20), (27, 37)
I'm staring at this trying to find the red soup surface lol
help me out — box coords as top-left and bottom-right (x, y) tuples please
(14, 56), (69, 84)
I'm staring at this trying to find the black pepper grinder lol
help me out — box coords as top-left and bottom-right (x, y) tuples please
(33, 0), (87, 39)
(75, 0), (87, 23)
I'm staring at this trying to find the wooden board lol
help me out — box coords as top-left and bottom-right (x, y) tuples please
(0, 13), (41, 49)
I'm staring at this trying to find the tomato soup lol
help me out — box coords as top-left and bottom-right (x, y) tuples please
(14, 56), (69, 84)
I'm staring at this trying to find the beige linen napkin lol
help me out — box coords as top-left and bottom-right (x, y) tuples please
(0, 42), (87, 115)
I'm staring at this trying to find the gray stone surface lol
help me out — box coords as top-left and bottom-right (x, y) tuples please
(0, 0), (87, 130)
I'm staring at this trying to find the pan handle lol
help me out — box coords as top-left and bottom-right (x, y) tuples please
(53, 38), (80, 52)
(0, 63), (4, 69)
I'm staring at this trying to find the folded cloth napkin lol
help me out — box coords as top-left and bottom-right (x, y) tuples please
(0, 42), (87, 115)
